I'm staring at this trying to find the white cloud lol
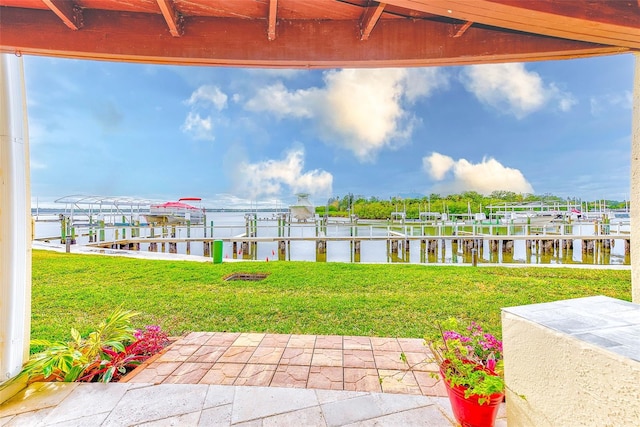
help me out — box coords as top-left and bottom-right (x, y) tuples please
(404, 68), (450, 103)
(319, 69), (408, 161)
(590, 90), (632, 115)
(236, 148), (333, 199)
(422, 152), (533, 195)
(461, 63), (575, 118)
(423, 152), (455, 180)
(557, 94), (577, 112)
(182, 85), (229, 140)
(185, 85), (228, 110)
(244, 81), (319, 118)
(244, 68), (449, 161)
(181, 112), (214, 141)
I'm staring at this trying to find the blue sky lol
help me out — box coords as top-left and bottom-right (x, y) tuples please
(24, 53), (633, 209)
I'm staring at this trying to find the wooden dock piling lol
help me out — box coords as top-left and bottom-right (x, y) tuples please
(350, 240), (361, 263)
(278, 240), (287, 261)
(316, 240), (327, 262)
(583, 239), (595, 254)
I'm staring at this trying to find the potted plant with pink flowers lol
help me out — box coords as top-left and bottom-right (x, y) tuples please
(426, 318), (505, 427)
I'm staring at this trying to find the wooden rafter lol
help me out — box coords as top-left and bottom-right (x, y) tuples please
(453, 21), (473, 38)
(384, 0), (640, 50)
(41, 0), (83, 30)
(156, 0), (183, 37)
(360, 2), (386, 41)
(268, 0), (278, 41)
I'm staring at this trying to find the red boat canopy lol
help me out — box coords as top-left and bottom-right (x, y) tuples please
(153, 201), (199, 210)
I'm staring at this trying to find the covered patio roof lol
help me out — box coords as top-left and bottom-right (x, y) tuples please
(0, 0), (639, 68)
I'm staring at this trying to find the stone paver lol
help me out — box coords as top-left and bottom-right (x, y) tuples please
(271, 365), (310, 388)
(343, 368), (382, 393)
(373, 350), (408, 369)
(187, 345), (226, 363)
(307, 366), (343, 390)
(198, 363), (245, 385)
(315, 335), (343, 349)
(311, 348), (343, 367)
(235, 364), (277, 386)
(164, 362), (213, 384)
(343, 336), (372, 350)
(248, 345), (285, 364)
(280, 347), (314, 365)
(343, 349), (376, 369)
(378, 369), (423, 395)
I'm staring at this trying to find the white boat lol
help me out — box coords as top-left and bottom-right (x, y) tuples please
(144, 198), (205, 225)
(608, 211), (630, 224)
(289, 193), (315, 222)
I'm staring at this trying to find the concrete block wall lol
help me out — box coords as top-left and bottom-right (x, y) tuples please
(502, 296), (640, 426)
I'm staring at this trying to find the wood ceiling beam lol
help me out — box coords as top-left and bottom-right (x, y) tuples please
(453, 21), (473, 38)
(156, 0), (183, 37)
(0, 8), (628, 68)
(360, 2), (386, 41)
(41, 0), (83, 30)
(268, 0), (277, 41)
(384, 0), (640, 50)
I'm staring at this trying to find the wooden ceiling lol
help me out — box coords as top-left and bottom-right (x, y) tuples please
(0, 0), (638, 68)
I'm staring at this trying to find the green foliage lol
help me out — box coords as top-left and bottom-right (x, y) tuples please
(1, 306), (150, 388)
(323, 192), (627, 219)
(83, 308), (138, 357)
(22, 339), (87, 382)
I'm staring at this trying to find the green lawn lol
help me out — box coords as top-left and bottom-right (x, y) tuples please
(31, 250), (631, 346)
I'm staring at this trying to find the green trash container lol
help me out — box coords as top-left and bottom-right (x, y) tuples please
(213, 240), (223, 264)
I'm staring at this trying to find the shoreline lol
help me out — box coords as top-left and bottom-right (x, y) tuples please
(32, 241), (631, 270)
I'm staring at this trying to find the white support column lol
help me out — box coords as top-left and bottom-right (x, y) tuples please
(0, 54), (32, 400)
(633, 54), (640, 303)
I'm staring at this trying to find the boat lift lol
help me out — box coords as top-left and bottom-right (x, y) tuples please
(54, 195), (156, 226)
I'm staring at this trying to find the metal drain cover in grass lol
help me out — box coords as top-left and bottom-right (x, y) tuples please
(224, 272), (269, 281)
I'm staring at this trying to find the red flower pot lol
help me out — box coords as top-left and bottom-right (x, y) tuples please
(440, 364), (504, 427)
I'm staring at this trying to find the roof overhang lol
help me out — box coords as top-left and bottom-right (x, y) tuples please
(1, 0), (638, 68)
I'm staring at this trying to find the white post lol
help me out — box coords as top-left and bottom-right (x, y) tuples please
(0, 54), (32, 401)
(632, 54), (640, 303)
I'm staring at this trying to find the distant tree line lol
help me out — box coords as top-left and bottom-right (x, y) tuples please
(315, 191), (630, 220)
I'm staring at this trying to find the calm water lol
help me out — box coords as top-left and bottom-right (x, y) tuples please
(33, 211), (631, 266)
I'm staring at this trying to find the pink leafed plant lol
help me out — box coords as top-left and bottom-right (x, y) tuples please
(131, 325), (170, 356)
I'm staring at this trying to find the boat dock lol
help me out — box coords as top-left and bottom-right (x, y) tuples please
(32, 198), (631, 265)
(40, 218), (629, 266)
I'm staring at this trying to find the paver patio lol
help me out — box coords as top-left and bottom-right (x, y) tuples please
(1, 332), (507, 426)
(121, 332), (448, 398)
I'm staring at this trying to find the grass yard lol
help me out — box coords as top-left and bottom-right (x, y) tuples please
(31, 250), (631, 347)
